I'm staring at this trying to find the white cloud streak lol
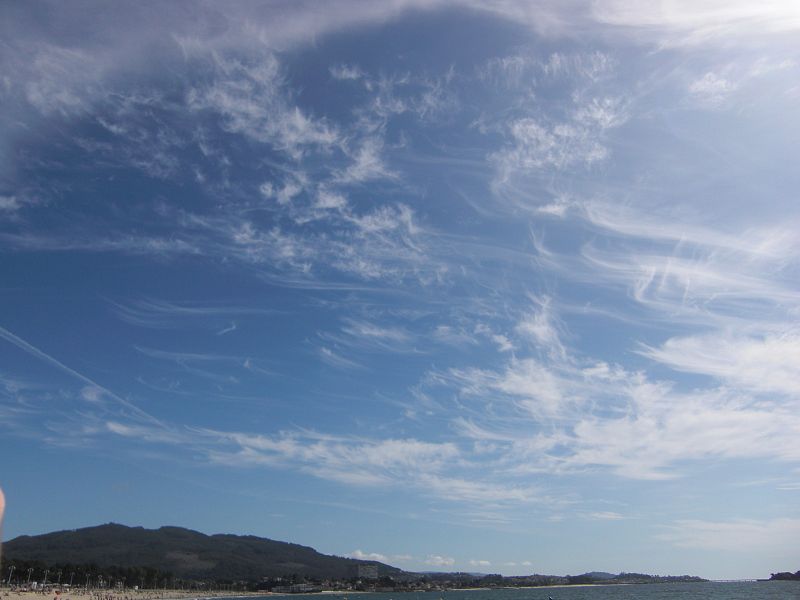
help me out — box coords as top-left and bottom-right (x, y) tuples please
(594, 0), (800, 46)
(641, 331), (800, 398)
(111, 298), (277, 329)
(187, 53), (340, 160)
(658, 518), (800, 552)
(348, 549), (387, 561)
(0, 325), (164, 428)
(425, 555), (455, 567)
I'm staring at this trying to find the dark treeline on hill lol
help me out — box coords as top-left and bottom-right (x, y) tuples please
(3, 523), (399, 582)
(2, 523), (707, 590)
(770, 570), (800, 581)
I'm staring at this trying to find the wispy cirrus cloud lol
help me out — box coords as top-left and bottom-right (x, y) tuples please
(111, 298), (278, 329)
(417, 473), (540, 505)
(11, 42), (105, 117)
(490, 97), (627, 183)
(444, 358), (570, 420)
(593, 0), (800, 47)
(339, 318), (413, 348)
(482, 51), (629, 195)
(4, 1), (797, 130)
(515, 296), (566, 359)
(203, 430), (466, 492)
(0, 196), (21, 214)
(688, 72), (737, 107)
(133, 345), (261, 387)
(135, 346), (246, 364)
(347, 549), (387, 561)
(425, 554), (455, 567)
(469, 559), (491, 567)
(2, 2), (800, 574)
(657, 518), (800, 553)
(586, 511), (625, 520)
(530, 200), (799, 342)
(334, 137), (397, 185)
(424, 245), (800, 478)
(318, 346), (364, 370)
(0, 324), (164, 428)
(432, 325), (479, 348)
(187, 53), (340, 160)
(552, 202), (800, 413)
(0, 231), (202, 256)
(580, 201), (800, 260)
(85, 424), (541, 508)
(448, 361), (800, 480)
(330, 64), (365, 81)
(479, 51), (615, 90)
(641, 331), (800, 398)
(2, 24), (442, 288)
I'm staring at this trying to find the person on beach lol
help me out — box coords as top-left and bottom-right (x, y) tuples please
(0, 487), (5, 594)
(0, 487), (5, 556)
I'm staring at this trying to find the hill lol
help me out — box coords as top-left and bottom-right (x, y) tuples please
(3, 523), (400, 581)
(2, 523), (707, 588)
(769, 570), (800, 581)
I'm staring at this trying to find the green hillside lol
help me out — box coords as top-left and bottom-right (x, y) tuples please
(3, 523), (400, 581)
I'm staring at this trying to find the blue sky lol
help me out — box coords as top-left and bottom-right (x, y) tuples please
(2, 0), (800, 581)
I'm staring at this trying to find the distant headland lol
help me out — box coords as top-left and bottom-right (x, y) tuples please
(769, 570), (800, 581)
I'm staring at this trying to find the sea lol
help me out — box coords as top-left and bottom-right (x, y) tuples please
(261, 583), (800, 600)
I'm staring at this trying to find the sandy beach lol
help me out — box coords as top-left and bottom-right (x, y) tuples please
(2, 591), (265, 600)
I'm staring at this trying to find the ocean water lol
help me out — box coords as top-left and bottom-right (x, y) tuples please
(270, 582), (800, 600)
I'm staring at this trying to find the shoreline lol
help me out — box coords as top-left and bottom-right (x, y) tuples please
(1, 579), (770, 600)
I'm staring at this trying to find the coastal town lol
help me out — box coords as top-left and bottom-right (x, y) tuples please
(2, 560), (707, 598)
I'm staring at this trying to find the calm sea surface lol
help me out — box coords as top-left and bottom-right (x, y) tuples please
(257, 582), (800, 600)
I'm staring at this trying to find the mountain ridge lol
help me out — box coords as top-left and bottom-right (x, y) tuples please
(4, 522), (399, 581)
(2, 523), (708, 587)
